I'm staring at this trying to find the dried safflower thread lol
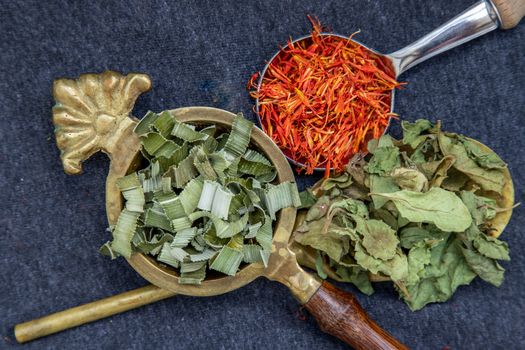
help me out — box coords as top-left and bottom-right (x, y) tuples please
(250, 17), (405, 174)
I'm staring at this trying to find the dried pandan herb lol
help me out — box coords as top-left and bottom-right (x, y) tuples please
(101, 112), (300, 284)
(294, 119), (514, 310)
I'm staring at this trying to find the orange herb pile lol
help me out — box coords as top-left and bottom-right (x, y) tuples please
(249, 18), (404, 175)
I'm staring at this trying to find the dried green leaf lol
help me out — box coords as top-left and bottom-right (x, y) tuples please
(438, 133), (506, 193)
(473, 235), (510, 261)
(366, 146), (401, 175)
(399, 227), (431, 249)
(402, 119), (434, 149)
(390, 168), (428, 192)
(372, 187), (472, 232)
(462, 248), (504, 287)
(352, 216), (399, 260)
(315, 251), (328, 280)
(459, 136), (507, 170)
(369, 175), (399, 209)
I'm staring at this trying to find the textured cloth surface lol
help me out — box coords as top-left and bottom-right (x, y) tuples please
(1, 1), (524, 349)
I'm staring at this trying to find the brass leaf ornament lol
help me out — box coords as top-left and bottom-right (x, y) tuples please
(52, 71), (152, 174)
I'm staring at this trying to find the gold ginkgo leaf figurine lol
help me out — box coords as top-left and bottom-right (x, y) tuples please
(52, 71), (152, 174)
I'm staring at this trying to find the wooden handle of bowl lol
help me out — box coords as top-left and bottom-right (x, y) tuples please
(491, 0), (525, 29)
(304, 281), (408, 350)
(14, 285), (174, 343)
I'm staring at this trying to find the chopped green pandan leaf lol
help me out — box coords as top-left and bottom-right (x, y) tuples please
(260, 182), (301, 220)
(190, 234), (206, 252)
(140, 133), (171, 156)
(244, 222), (262, 239)
(242, 244), (263, 264)
(157, 142), (188, 173)
(155, 192), (185, 221)
(99, 241), (118, 259)
(171, 119), (209, 142)
(135, 233), (173, 255)
(155, 192), (191, 231)
(190, 249), (218, 262)
(169, 153), (198, 188)
(140, 161), (162, 193)
(196, 180), (233, 220)
(203, 225), (229, 249)
(134, 111), (159, 136)
(243, 149), (272, 165)
(158, 243), (181, 268)
(180, 261), (207, 273)
(160, 177), (172, 193)
(117, 173), (145, 213)
(190, 211), (249, 238)
(109, 209), (140, 258)
(179, 264), (207, 284)
(222, 113), (253, 160)
(192, 147), (219, 180)
(255, 216), (272, 252)
(197, 180), (220, 211)
(211, 186), (234, 220)
(144, 206), (172, 232)
(237, 157), (274, 176)
(179, 178), (203, 215)
(152, 111), (176, 137)
(210, 246), (243, 276)
(200, 125), (217, 137)
(103, 111), (301, 284)
(171, 227), (198, 248)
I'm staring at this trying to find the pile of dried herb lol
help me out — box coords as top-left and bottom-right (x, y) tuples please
(249, 17), (404, 174)
(294, 119), (512, 310)
(101, 111), (301, 284)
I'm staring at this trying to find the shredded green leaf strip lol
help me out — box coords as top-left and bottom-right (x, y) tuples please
(179, 264), (207, 284)
(103, 111), (301, 284)
(117, 173), (145, 213)
(172, 120), (209, 142)
(261, 182), (301, 220)
(210, 246), (244, 276)
(109, 209), (140, 258)
(223, 113), (253, 160)
(242, 244), (264, 264)
(158, 243), (181, 268)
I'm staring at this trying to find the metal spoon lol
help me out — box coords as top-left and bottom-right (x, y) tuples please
(255, 0), (525, 171)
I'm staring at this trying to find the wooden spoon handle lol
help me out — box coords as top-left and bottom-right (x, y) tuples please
(14, 285), (175, 343)
(491, 0), (525, 29)
(304, 281), (408, 350)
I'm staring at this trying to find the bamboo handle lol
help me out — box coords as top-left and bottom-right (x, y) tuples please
(304, 282), (408, 350)
(14, 285), (175, 343)
(491, 0), (525, 29)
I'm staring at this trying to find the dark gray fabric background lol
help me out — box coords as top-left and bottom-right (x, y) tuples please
(1, 1), (524, 349)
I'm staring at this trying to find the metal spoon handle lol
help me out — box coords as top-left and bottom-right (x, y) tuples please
(388, 0), (502, 76)
(14, 286), (175, 343)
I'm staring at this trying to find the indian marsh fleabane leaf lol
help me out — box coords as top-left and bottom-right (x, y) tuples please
(294, 118), (511, 310)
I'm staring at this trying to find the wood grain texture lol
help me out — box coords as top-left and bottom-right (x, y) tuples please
(491, 0), (525, 29)
(304, 282), (409, 350)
